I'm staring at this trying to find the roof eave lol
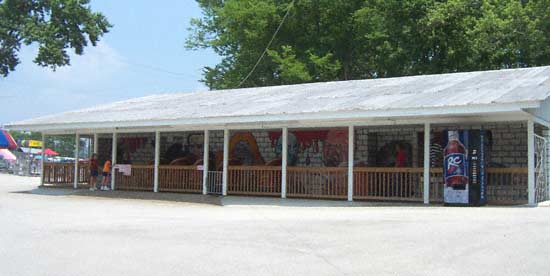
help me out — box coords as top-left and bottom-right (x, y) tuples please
(6, 101), (542, 132)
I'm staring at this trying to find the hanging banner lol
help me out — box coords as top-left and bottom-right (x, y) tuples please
(29, 140), (43, 148)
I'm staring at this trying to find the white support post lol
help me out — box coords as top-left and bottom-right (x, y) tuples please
(40, 133), (46, 186)
(202, 130), (209, 195)
(74, 133), (80, 189)
(423, 122), (431, 204)
(222, 129), (229, 196)
(111, 132), (117, 191)
(348, 125), (354, 202)
(528, 119), (535, 205)
(93, 133), (98, 154)
(153, 131), (160, 193)
(281, 127), (288, 199)
(545, 129), (550, 199)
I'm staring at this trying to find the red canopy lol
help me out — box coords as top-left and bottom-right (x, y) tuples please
(37, 148), (59, 156)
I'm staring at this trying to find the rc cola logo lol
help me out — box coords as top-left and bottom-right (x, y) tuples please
(443, 131), (469, 190)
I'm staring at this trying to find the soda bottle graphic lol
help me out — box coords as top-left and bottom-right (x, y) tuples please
(444, 130), (468, 190)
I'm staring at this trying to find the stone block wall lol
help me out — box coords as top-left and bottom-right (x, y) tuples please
(117, 133), (155, 165)
(432, 122), (527, 168)
(353, 122), (529, 168)
(354, 125), (422, 167)
(92, 121), (531, 169)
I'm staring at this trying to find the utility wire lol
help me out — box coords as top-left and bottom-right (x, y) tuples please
(236, 0), (295, 88)
(112, 56), (194, 78)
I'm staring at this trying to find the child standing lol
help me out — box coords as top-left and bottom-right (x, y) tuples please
(101, 159), (111, 190)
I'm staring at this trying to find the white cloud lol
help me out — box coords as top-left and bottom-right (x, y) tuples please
(34, 41), (127, 87)
(0, 41), (128, 124)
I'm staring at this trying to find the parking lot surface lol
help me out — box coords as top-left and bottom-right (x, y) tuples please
(1, 173), (549, 276)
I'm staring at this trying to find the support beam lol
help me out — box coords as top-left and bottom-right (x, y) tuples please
(111, 132), (117, 190)
(93, 133), (98, 154)
(528, 119), (535, 205)
(545, 129), (550, 200)
(348, 126), (354, 202)
(153, 131), (160, 193)
(40, 133), (46, 186)
(222, 129), (229, 196)
(423, 122), (431, 204)
(281, 127), (288, 199)
(74, 133), (80, 189)
(202, 130), (209, 195)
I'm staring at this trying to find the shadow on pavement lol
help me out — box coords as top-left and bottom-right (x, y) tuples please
(13, 186), (223, 206)
(12, 186), (533, 208)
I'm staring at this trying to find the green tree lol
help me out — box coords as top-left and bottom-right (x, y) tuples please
(0, 0), (112, 77)
(187, 0), (550, 89)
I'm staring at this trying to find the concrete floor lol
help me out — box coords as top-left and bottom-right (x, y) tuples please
(1, 173), (549, 276)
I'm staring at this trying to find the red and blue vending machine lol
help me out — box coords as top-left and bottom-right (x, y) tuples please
(443, 129), (488, 206)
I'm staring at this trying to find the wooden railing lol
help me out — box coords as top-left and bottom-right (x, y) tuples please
(78, 163), (90, 187)
(429, 169), (444, 202)
(42, 162), (89, 187)
(287, 167), (347, 199)
(228, 166), (281, 196)
(486, 167), (528, 204)
(114, 165), (154, 191)
(353, 167), (424, 201)
(43, 162), (74, 185)
(426, 167), (528, 204)
(158, 165), (202, 193)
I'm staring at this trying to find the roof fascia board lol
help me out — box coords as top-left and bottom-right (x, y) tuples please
(8, 102), (539, 132)
(40, 112), (530, 135)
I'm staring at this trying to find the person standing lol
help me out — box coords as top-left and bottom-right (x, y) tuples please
(395, 144), (407, 167)
(101, 159), (111, 191)
(89, 154), (99, 191)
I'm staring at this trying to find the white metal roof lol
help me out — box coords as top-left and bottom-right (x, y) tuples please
(7, 66), (550, 132)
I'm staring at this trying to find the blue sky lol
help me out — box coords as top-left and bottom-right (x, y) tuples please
(0, 1), (220, 126)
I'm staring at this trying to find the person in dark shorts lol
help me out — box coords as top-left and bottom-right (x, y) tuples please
(89, 154), (99, 191)
(101, 160), (111, 190)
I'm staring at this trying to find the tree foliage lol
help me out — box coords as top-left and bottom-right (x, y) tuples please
(0, 0), (111, 77)
(187, 0), (550, 89)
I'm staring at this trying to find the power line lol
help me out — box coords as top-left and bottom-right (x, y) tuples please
(112, 56), (195, 78)
(236, 0), (295, 88)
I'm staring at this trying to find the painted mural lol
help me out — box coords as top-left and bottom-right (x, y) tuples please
(229, 132), (265, 166)
(270, 128), (349, 167)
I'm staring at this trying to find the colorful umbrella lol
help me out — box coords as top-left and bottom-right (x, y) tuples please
(0, 149), (16, 161)
(0, 129), (17, 150)
(37, 148), (59, 156)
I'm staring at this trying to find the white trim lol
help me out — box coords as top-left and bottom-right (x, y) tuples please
(7, 102), (540, 132)
(528, 119), (535, 205)
(153, 131), (160, 193)
(40, 133), (46, 186)
(423, 123), (431, 204)
(348, 125), (354, 202)
(110, 132), (117, 190)
(222, 129), (229, 196)
(202, 130), (209, 195)
(533, 116), (550, 128)
(30, 112), (534, 136)
(74, 133), (79, 189)
(281, 127), (288, 199)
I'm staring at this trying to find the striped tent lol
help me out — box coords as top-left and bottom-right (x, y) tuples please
(0, 129), (17, 150)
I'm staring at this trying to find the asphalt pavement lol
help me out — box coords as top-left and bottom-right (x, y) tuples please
(1, 173), (549, 276)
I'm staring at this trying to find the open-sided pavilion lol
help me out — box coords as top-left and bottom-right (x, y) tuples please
(7, 66), (550, 205)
